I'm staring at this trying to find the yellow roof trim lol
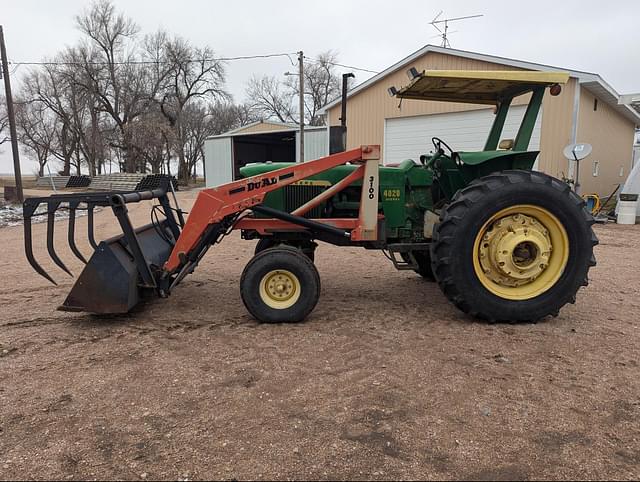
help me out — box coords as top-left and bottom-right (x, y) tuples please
(420, 70), (569, 84)
(396, 70), (570, 105)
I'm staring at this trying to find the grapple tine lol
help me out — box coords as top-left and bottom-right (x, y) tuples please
(46, 205), (73, 277)
(23, 210), (58, 285)
(87, 205), (98, 250)
(67, 202), (87, 264)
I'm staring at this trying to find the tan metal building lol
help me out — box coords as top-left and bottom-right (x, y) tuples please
(320, 45), (640, 196)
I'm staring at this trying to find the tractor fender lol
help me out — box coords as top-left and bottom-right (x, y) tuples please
(457, 150), (540, 181)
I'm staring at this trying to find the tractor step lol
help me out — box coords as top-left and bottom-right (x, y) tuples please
(386, 243), (431, 271)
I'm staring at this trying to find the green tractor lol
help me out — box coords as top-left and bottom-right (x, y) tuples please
(24, 70), (597, 324)
(238, 70), (598, 322)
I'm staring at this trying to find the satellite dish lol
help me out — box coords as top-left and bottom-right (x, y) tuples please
(563, 143), (592, 161)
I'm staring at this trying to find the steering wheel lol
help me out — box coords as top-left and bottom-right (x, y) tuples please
(431, 136), (463, 167)
(431, 137), (454, 156)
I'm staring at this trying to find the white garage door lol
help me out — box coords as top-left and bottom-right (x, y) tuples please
(384, 105), (542, 167)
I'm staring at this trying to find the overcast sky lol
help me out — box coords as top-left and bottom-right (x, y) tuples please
(2, 0), (639, 173)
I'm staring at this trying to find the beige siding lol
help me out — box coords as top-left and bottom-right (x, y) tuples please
(232, 122), (294, 135)
(537, 78), (577, 178)
(576, 89), (636, 196)
(327, 52), (530, 154)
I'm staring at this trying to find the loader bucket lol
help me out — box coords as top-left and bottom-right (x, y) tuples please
(23, 182), (184, 314)
(60, 220), (175, 313)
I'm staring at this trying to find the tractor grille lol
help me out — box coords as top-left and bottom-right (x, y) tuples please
(283, 185), (326, 218)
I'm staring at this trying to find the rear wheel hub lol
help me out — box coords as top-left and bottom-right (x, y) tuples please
(479, 213), (552, 287)
(473, 205), (569, 300)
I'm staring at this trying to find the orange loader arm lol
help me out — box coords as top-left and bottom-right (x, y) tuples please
(164, 145), (381, 273)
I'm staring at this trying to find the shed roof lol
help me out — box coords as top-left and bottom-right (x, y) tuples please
(318, 45), (640, 125)
(222, 120), (299, 135)
(207, 122), (326, 140)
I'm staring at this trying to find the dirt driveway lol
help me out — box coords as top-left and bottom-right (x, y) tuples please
(1, 189), (639, 480)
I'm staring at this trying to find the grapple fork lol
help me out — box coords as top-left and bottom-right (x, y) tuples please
(22, 186), (184, 314)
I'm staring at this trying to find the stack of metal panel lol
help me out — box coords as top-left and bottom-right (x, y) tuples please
(88, 173), (146, 192)
(35, 176), (70, 190)
(66, 175), (92, 188)
(135, 174), (178, 192)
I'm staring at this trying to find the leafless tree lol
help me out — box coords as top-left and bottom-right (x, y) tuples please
(0, 95), (9, 146)
(158, 36), (228, 184)
(233, 102), (260, 127)
(208, 101), (258, 134)
(14, 101), (57, 176)
(245, 75), (296, 124)
(74, 0), (171, 172)
(56, 47), (110, 175)
(22, 65), (78, 175)
(13, 0), (254, 182)
(127, 108), (173, 174)
(180, 103), (211, 179)
(245, 51), (346, 126)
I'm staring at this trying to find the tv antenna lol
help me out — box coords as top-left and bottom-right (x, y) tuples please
(429, 12), (483, 48)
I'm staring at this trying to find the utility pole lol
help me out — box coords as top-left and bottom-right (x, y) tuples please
(298, 51), (304, 162)
(0, 26), (23, 202)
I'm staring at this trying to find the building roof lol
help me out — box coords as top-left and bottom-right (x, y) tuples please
(221, 120), (299, 135)
(619, 93), (640, 117)
(208, 121), (326, 139)
(318, 44), (640, 125)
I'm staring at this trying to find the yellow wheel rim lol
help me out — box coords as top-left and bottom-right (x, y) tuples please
(472, 204), (569, 300)
(259, 269), (301, 309)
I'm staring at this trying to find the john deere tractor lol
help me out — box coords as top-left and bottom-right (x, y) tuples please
(236, 70), (597, 322)
(24, 70), (597, 324)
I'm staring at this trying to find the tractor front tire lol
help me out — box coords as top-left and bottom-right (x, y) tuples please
(241, 246), (320, 323)
(430, 170), (598, 322)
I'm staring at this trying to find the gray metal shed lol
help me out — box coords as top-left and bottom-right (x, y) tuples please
(204, 121), (328, 188)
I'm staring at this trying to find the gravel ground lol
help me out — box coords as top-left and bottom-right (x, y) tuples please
(0, 189), (639, 480)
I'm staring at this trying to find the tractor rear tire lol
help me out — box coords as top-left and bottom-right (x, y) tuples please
(401, 251), (435, 280)
(241, 246), (320, 323)
(430, 170), (598, 322)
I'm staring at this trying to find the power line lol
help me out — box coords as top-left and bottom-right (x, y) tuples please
(5, 51), (379, 77)
(7, 52), (299, 67)
(303, 56), (379, 75)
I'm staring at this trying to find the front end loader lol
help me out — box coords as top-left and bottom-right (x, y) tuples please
(22, 70), (598, 323)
